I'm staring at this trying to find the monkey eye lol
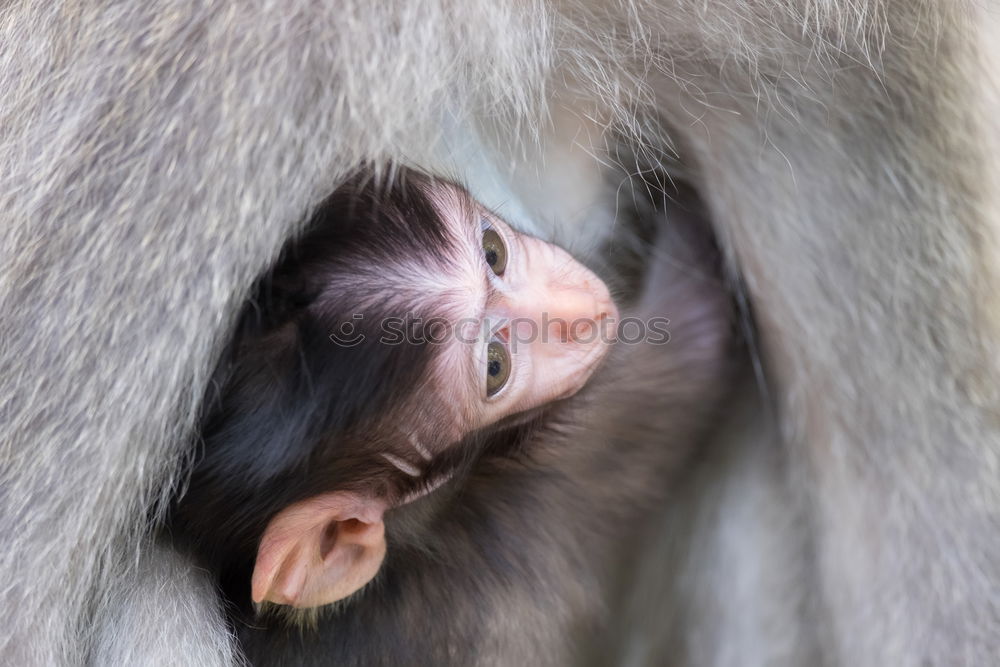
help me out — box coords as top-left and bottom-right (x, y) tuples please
(482, 227), (507, 276)
(485, 339), (511, 396)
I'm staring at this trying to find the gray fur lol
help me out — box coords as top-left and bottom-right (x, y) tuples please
(0, 2), (546, 664)
(89, 540), (245, 667)
(3, 0), (999, 665)
(642, 4), (1000, 664)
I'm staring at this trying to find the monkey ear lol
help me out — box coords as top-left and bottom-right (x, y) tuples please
(251, 491), (387, 609)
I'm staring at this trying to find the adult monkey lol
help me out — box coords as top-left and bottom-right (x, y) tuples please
(2, 1), (999, 665)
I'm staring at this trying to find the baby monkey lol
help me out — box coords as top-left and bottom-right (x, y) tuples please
(168, 167), (733, 662)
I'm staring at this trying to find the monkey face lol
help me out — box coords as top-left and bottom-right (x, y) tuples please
(412, 184), (619, 445)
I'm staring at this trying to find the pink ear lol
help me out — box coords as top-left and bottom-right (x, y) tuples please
(251, 491), (387, 608)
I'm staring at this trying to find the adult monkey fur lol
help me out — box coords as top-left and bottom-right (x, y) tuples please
(2, 1), (1000, 665)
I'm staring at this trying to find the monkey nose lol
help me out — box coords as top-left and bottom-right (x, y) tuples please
(543, 283), (618, 345)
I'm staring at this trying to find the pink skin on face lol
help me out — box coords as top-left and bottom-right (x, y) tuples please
(418, 186), (619, 441)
